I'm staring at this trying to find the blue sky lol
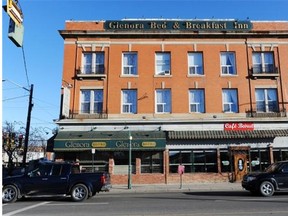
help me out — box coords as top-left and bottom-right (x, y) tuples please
(2, 0), (288, 138)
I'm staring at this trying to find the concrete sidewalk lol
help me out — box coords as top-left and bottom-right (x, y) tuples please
(107, 182), (243, 194)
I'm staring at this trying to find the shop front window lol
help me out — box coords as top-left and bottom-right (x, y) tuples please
(250, 149), (270, 172)
(169, 150), (217, 173)
(113, 151), (136, 174)
(141, 152), (163, 173)
(273, 148), (288, 162)
(220, 150), (230, 173)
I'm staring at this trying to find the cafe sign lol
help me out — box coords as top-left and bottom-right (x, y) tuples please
(224, 123), (254, 131)
(105, 20), (252, 31)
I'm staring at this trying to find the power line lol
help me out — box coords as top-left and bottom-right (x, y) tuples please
(2, 95), (29, 102)
(21, 45), (30, 86)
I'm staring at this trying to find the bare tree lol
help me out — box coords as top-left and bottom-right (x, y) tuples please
(2, 121), (54, 175)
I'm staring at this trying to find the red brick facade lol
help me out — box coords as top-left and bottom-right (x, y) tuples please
(55, 19), (288, 184)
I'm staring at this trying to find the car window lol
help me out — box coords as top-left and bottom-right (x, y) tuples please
(51, 165), (62, 176)
(282, 164), (288, 173)
(30, 164), (53, 177)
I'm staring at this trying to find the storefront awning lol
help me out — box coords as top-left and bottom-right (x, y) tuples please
(53, 131), (166, 151)
(168, 129), (288, 140)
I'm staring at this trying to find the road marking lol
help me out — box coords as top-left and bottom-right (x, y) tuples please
(47, 202), (109, 206)
(3, 202), (50, 216)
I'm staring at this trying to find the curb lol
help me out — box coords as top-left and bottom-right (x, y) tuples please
(104, 182), (243, 194)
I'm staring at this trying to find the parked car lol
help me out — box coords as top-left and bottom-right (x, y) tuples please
(242, 160), (288, 196)
(2, 159), (111, 203)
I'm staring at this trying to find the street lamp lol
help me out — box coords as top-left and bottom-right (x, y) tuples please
(128, 130), (132, 189)
(91, 148), (95, 172)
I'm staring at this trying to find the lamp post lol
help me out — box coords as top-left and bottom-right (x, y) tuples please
(128, 130), (132, 189)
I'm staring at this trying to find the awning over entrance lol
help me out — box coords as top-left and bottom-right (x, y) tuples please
(54, 131), (166, 151)
(168, 129), (288, 140)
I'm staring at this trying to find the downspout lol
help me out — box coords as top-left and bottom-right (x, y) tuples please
(245, 39), (253, 116)
(277, 47), (285, 114)
(72, 40), (79, 118)
(106, 46), (110, 116)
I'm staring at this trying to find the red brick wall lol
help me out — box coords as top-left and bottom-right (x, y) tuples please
(110, 173), (228, 185)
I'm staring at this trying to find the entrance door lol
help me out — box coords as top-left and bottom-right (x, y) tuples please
(229, 146), (250, 182)
(233, 153), (248, 181)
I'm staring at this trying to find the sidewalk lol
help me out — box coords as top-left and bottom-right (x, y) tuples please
(106, 182), (243, 194)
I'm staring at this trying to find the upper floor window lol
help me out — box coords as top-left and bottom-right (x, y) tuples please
(155, 53), (171, 75)
(222, 89), (238, 113)
(82, 52), (104, 74)
(255, 88), (278, 112)
(189, 89), (205, 113)
(156, 89), (171, 113)
(252, 52), (275, 74)
(122, 90), (137, 114)
(220, 52), (236, 75)
(188, 52), (204, 75)
(80, 89), (103, 114)
(123, 52), (138, 75)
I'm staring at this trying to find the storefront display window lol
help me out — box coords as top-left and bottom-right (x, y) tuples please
(220, 150), (230, 172)
(113, 151), (136, 174)
(273, 148), (288, 162)
(169, 150), (217, 173)
(141, 152), (163, 173)
(250, 149), (270, 172)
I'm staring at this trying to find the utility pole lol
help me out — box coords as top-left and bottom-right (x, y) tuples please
(22, 84), (33, 167)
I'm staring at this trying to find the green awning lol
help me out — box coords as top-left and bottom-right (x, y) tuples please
(53, 131), (166, 151)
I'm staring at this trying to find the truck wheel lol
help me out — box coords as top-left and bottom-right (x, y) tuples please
(260, 181), (274, 197)
(3, 185), (18, 203)
(71, 184), (88, 202)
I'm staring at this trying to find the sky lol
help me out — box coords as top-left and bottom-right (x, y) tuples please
(2, 0), (288, 139)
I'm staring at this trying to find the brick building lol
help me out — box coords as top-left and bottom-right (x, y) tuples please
(52, 19), (288, 184)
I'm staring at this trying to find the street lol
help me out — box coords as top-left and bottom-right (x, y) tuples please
(3, 191), (288, 216)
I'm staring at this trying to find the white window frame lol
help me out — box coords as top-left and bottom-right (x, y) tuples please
(189, 89), (205, 113)
(82, 52), (104, 74)
(252, 52), (274, 73)
(188, 52), (204, 75)
(220, 52), (236, 75)
(122, 52), (138, 75)
(80, 89), (103, 114)
(222, 89), (238, 113)
(121, 90), (137, 114)
(155, 53), (171, 75)
(155, 89), (171, 113)
(255, 88), (278, 112)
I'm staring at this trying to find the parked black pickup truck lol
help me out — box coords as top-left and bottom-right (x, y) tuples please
(242, 160), (288, 196)
(2, 159), (111, 203)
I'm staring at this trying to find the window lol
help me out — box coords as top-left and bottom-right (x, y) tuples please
(273, 148), (288, 162)
(220, 52), (236, 75)
(156, 89), (171, 113)
(82, 52), (104, 74)
(222, 89), (238, 113)
(122, 90), (137, 114)
(155, 53), (171, 75)
(255, 88), (278, 112)
(169, 150), (218, 173)
(123, 52), (138, 75)
(141, 152), (163, 173)
(113, 151), (136, 174)
(252, 52), (274, 74)
(188, 52), (203, 75)
(80, 89), (103, 114)
(250, 149), (270, 172)
(189, 89), (205, 113)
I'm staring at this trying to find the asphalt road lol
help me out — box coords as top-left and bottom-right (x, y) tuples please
(3, 191), (288, 216)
